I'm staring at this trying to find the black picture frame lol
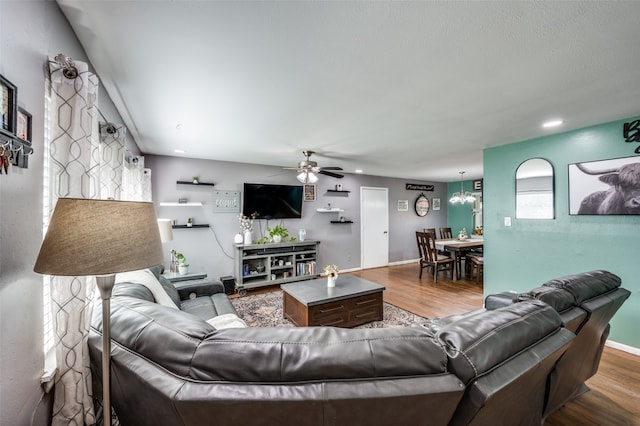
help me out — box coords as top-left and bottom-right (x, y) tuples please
(16, 107), (32, 144)
(0, 74), (18, 137)
(568, 155), (640, 215)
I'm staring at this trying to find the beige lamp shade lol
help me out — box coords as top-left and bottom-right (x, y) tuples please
(34, 198), (164, 276)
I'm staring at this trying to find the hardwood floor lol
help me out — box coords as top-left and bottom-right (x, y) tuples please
(348, 264), (640, 426)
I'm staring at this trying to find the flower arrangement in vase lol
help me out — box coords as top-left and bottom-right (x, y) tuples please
(323, 264), (339, 287)
(238, 212), (258, 244)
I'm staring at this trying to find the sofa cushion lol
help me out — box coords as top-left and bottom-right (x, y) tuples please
(542, 270), (621, 304)
(158, 275), (181, 306)
(180, 293), (237, 320)
(437, 300), (562, 384)
(517, 286), (576, 313)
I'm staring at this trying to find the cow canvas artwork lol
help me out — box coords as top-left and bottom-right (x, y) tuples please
(569, 156), (640, 215)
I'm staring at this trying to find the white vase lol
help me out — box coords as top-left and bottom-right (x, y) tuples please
(234, 233), (244, 244)
(327, 276), (336, 288)
(178, 265), (189, 275)
(243, 230), (252, 245)
(272, 235), (282, 243)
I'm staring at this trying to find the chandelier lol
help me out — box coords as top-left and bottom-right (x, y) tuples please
(449, 171), (476, 204)
(296, 170), (318, 184)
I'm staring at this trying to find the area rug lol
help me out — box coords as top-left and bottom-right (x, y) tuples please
(231, 290), (427, 328)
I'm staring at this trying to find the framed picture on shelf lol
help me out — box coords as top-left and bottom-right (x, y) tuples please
(16, 107), (32, 143)
(303, 184), (316, 201)
(1, 74), (18, 136)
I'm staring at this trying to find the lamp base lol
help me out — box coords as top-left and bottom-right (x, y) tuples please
(96, 274), (115, 426)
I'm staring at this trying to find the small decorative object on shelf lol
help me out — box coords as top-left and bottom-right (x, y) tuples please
(339, 215), (346, 222)
(238, 213), (257, 244)
(192, 176), (199, 184)
(178, 198), (188, 204)
(298, 228), (306, 241)
(335, 184), (342, 191)
(323, 264), (339, 288)
(234, 233), (244, 244)
(267, 225), (289, 243)
(171, 250), (189, 275)
(187, 217), (193, 227)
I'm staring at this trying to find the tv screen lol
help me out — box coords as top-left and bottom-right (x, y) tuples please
(242, 183), (303, 219)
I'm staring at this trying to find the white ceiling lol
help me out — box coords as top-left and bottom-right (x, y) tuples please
(56, 0), (640, 182)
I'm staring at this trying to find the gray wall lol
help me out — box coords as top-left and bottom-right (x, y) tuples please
(147, 155), (449, 280)
(0, 2), (136, 424)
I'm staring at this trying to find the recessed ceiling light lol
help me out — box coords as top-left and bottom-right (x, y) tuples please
(542, 119), (564, 128)
(355, 169), (363, 174)
(174, 149), (185, 154)
(176, 123), (182, 130)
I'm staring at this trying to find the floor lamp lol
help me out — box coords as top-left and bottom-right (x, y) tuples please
(34, 198), (164, 426)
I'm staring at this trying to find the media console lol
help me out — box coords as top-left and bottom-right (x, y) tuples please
(233, 240), (320, 291)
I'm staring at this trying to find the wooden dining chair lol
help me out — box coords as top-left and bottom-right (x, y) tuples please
(416, 231), (454, 283)
(469, 255), (484, 283)
(439, 227), (453, 239)
(424, 228), (437, 239)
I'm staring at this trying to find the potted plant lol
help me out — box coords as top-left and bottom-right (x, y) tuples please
(187, 217), (193, 227)
(192, 176), (199, 184)
(267, 225), (289, 243)
(175, 252), (189, 275)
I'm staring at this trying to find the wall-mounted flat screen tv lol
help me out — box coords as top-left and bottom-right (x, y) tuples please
(243, 183), (303, 219)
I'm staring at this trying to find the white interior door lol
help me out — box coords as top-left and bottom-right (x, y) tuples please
(360, 186), (389, 269)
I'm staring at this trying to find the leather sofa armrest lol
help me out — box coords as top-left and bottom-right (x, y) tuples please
(173, 279), (225, 300)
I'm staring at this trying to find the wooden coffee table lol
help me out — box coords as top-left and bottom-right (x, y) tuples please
(281, 275), (385, 327)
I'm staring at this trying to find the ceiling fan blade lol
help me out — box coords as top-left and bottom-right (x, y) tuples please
(319, 166), (343, 171)
(319, 170), (344, 179)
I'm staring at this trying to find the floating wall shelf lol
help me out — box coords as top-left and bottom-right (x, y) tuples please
(159, 202), (204, 207)
(326, 189), (350, 194)
(316, 208), (344, 213)
(330, 220), (353, 224)
(172, 224), (210, 229)
(177, 180), (215, 186)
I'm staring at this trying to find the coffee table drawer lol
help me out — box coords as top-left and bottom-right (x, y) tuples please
(309, 299), (349, 326)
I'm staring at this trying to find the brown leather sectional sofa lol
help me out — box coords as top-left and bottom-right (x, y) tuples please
(88, 269), (628, 425)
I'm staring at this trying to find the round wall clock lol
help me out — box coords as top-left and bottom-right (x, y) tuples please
(414, 193), (430, 217)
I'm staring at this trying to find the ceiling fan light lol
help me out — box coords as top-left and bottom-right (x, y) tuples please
(296, 170), (318, 184)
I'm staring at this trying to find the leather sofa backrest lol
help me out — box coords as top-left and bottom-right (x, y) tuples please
(438, 300), (575, 426)
(517, 286), (587, 333)
(103, 285), (450, 382)
(543, 269), (621, 304)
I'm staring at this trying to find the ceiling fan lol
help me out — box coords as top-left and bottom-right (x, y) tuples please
(284, 150), (344, 183)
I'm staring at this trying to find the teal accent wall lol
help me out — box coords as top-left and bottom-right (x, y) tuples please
(447, 179), (478, 236)
(484, 116), (640, 349)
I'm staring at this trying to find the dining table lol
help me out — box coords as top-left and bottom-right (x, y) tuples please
(435, 237), (484, 280)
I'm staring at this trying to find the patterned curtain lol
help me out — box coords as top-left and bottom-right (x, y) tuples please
(45, 57), (100, 426)
(122, 155), (152, 201)
(99, 123), (125, 200)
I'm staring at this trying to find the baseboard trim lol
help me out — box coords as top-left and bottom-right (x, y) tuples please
(605, 340), (640, 356)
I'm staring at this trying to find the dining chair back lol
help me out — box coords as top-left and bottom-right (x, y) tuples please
(439, 227), (453, 239)
(424, 228), (437, 239)
(416, 231), (454, 283)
